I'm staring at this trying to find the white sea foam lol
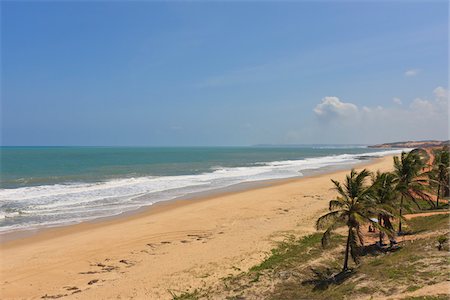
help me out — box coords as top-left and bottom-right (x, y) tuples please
(0, 149), (408, 233)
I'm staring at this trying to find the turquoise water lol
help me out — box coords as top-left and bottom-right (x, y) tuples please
(0, 146), (404, 233)
(1, 146), (386, 188)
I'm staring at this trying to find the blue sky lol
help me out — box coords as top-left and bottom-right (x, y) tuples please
(1, 1), (448, 146)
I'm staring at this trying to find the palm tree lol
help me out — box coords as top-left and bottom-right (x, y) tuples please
(316, 169), (375, 272)
(392, 149), (432, 233)
(369, 171), (397, 245)
(431, 146), (449, 207)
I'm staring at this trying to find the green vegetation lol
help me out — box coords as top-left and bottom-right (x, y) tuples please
(250, 233), (344, 273)
(170, 215), (449, 300)
(314, 148), (448, 273)
(430, 146), (450, 207)
(392, 149), (432, 232)
(271, 217), (447, 299)
(168, 289), (200, 300)
(437, 235), (448, 251)
(240, 215), (448, 300)
(369, 171), (397, 245)
(407, 214), (449, 233)
(403, 198), (448, 213)
(316, 169), (383, 271)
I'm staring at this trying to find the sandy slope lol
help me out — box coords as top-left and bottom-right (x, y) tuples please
(386, 282), (450, 300)
(0, 156), (395, 299)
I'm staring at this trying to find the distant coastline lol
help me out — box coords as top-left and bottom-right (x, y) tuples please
(368, 140), (449, 149)
(253, 140), (450, 149)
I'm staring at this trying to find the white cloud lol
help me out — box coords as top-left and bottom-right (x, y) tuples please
(434, 86), (447, 98)
(308, 86), (448, 144)
(410, 98), (434, 112)
(434, 86), (448, 103)
(313, 97), (358, 119)
(392, 97), (402, 105)
(314, 87), (447, 121)
(404, 69), (420, 77)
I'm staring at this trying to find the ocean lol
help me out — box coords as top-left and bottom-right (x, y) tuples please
(0, 146), (405, 234)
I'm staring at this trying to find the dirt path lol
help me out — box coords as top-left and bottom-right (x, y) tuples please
(404, 211), (449, 219)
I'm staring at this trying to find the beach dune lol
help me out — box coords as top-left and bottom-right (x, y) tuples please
(0, 156), (395, 299)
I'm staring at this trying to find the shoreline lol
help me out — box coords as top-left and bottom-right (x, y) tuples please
(0, 155), (397, 299)
(0, 148), (407, 239)
(0, 155), (388, 244)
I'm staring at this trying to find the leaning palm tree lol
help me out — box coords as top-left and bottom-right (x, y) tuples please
(316, 169), (375, 272)
(369, 171), (397, 245)
(392, 149), (432, 233)
(431, 146), (450, 207)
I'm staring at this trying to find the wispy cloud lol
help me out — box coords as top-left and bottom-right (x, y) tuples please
(392, 97), (402, 105)
(434, 86), (448, 100)
(194, 65), (271, 88)
(404, 69), (420, 77)
(193, 24), (443, 89)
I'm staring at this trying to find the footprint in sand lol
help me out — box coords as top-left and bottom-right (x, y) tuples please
(187, 233), (211, 241)
(41, 293), (68, 299)
(119, 259), (135, 267)
(79, 270), (98, 275)
(276, 208), (290, 214)
(80, 261), (119, 274)
(87, 279), (99, 285)
(63, 286), (82, 294)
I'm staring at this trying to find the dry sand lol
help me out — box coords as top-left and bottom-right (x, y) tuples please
(0, 156), (395, 299)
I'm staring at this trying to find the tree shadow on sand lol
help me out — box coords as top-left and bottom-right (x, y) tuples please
(359, 243), (401, 257)
(301, 267), (354, 291)
(301, 242), (404, 291)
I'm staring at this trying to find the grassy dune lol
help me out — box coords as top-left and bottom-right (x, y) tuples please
(171, 209), (449, 300)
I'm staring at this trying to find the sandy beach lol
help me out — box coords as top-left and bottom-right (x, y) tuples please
(0, 155), (396, 299)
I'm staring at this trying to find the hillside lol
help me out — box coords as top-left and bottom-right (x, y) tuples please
(369, 140), (449, 149)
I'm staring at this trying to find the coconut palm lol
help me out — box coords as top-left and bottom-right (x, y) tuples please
(369, 171), (397, 245)
(392, 149), (432, 233)
(431, 146), (450, 207)
(316, 169), (375, 272)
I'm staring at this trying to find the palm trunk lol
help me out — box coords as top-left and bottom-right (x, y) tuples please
(378, 214), (383, 245)
(398, 195), (403, 233)
(436, 182), (441, 208)
(343, 226), (351, 271)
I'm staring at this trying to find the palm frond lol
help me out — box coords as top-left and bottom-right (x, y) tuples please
(321, 220), (342, 248)
(331, 179), (349, 201)
(329, 199), (346, 210)
(316, 210), (345, 230)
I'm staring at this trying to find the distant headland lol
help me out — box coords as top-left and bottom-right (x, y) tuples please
(369, 140), (450, 149)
